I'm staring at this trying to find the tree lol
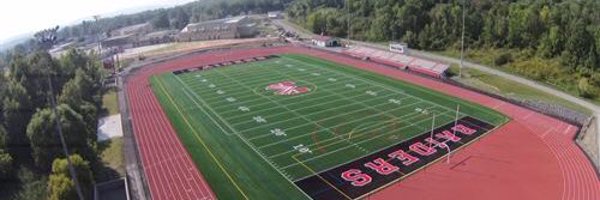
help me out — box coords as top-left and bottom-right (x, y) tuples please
(564, 19), (594, 68)
(0, 125), (6, 149)
(169, 7), (190, 30)
(368, 6), (394, 41)
(0, 149), (13, 180)
(47, 154), (93, 200)
(26, 104), (93, 170)
(577, 77), (598, 98)
(3, 80), (32, 156)
(47, 174), (75, 200)
(151, 10), (170, 29)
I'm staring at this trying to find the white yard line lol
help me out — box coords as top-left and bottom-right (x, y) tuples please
(283, 57), (501, 124)
(255, 101), (427, 149)
(217, 82), (379, 117)
(213, 64), (372, 158)
(280, 110), (452, 172)
(232, 91), (400, 129)
(265, 105), (438, 159)
(173, 75), (312, 199)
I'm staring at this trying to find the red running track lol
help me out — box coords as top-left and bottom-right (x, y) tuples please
(126, 46), (600, 200)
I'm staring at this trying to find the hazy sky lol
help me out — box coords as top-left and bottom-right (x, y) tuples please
(0, 0), (195, 42)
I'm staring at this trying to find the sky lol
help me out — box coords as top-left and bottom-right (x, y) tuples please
(0, 0), (195, 43)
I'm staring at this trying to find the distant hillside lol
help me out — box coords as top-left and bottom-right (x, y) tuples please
(0, 34), (31, 51)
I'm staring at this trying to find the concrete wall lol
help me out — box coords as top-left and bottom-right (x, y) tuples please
(577, 116), (599, 172)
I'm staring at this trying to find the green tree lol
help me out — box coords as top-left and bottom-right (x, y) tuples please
(151, 10), (170, 29)
(577, 77), (598, 98)
(26, 104), (93, 170)
(563, 19), (594, 68)
(0, 149), (13, 180)
(47, 154), (93, 200)
(47, 174), (75, 200)
(3, 80), (32, 155)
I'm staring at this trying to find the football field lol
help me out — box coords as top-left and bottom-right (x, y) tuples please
(150, 54), (508, 199)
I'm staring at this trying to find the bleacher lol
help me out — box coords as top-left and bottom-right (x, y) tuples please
(343, 46), (449, 78)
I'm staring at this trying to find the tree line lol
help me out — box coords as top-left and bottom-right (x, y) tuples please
(0, 45), (104, 199)
(287, 0), (600, 100)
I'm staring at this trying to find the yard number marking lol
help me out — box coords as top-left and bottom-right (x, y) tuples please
(366, 90), (378, 96)
(216, 90), (225, 95)
(293, 144), (312, 154)
(238, 106), (250, 112)
(298, 68), (306, 71)
(345, 84), (356, 89)
(201, 79), (207, 82)
(253, 116), (267, 123)
(311, 73), (321, 76)
(226, 97), (237, 102)
(328, 78), (337, 82)
(209, 84), (216, 88)
(270, 128), (287, 137)
(415, 107), (430, 115)
(388, 99), (401, 105)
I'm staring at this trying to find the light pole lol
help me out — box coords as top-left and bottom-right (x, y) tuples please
(459, 0), (466, 78)
(35, 27), (86, 200)
(93, 15), (102, 55)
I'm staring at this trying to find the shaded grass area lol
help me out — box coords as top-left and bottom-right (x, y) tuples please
(94, 137), (124, 183)
(150, 54), (507, 199)
(439, 48), (597, 113)
(102, 89), (120, 116)
(447, 64), (592, 115)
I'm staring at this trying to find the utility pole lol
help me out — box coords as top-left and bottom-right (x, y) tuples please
(35, 27), (86, 200)
(94, 15), (102, 55)
(459, 0), (466, 78)
(347, 0), (351, 47)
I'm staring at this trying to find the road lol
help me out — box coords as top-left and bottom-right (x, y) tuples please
(274, 19), (600, 166)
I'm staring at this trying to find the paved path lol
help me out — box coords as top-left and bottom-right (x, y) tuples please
(274, 19), (600, 167)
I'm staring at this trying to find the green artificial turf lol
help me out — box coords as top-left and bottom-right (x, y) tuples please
(150, 54), (508, 199)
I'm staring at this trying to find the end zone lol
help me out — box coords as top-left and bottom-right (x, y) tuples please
(294, 116), (495, 200)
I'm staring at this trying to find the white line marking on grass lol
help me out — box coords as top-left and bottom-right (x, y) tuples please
(231, 92), (399, 129)
(251, 100), (422, 144)
(214, 64), (372, 162)
(213, 80), (373, 113)
(253, 116), (267, 123)
(264, 104), (436, 159)
(280, 110), (451, 172)
(282, 57), (501, 124)
(226, 97), (237, 102)
(173, 75), (312, 199)
(238, 106), (250, 112)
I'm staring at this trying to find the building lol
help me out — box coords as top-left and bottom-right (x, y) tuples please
(312, 36), (340, 47)
(110, 23), (153, 37)
(135, 30), (178, 46)
(101, 23), (155, 49)
(101, 34), (136, 49)
(176, 16), (257, 42)
(268, 11), (283, 19)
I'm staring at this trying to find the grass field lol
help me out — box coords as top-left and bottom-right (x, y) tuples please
(150, 54), (508, 199)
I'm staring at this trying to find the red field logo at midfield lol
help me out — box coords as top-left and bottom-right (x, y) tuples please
(266, 81), (310, 96)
